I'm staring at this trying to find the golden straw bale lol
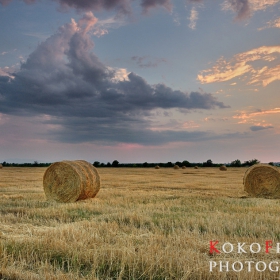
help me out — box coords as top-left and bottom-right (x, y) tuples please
(173, 165), (180, 169)
(182, 166), (186, 169)
(243, 164), (280, 198)
(194, 166), (199, 169)
(155, 165), (160, 169)
(219, 165), (227, 171)
(43, 160), (100, 203)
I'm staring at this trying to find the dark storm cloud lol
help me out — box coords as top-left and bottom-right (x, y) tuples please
(46, 116), (246, 145)
(0, 14), (229, 145)
(51, 119), (211, 144)
(250, 125), (273, 131)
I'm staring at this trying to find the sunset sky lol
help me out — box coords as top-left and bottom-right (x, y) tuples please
(0, 0), (279, 164)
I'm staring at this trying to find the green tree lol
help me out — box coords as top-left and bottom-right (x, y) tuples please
(230, 159), (241, 167)
(242, 159), (260, 167)
(142, 162), (148, 167)
(182, 160), (191, 167)
(112, 160), (119, 167)
(203, 159), (213, 167)
(166, 162), (173, 167)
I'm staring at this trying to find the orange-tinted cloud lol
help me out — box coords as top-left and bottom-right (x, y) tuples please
(197, 45), (280, 86)
(233, 108), (280, 124)
(222, 0), (279, 20)
(259, 17), (280, 30)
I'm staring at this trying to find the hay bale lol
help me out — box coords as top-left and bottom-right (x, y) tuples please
(0, 164), (2, 169)
(194, 166), (199, 169)
(219, 165), (227, 171)
(174, 165), (180, 169)
(155, 165), (160, 169)
(243, 164), (280, 198)
(43, 160), (100, 203)
(182, 166), (186, 169)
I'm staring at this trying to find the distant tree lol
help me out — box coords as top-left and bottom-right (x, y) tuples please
(93, 161), (100, 167)
(203, 159), (213, 167)
(268, 162), (274, 166)
(142, 162), (148, 167)
(112, 160), (119, 167)
(175, 161), (182, 167)
(242, 159), (260, 167)
(100, 163), (105, 167)
(33, 161), (39, 167)
(2, 161), (6, 166)
(106, 162), (112, 167)
(182, 160), (191, 167)
(166, 162), (173, 167)
(230, 159), (242, 167)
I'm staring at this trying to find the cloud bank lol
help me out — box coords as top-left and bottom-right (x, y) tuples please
(1, 0), (279, 20)
(0, 13), (228, 145)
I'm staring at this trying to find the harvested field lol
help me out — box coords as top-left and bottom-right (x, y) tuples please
(1, 167), (280, 279)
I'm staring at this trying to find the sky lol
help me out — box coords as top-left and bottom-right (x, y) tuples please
(0, 0), (279, 164)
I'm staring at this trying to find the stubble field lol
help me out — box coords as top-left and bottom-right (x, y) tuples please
(1, 166), (280, 279)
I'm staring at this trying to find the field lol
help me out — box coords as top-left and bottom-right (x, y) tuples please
(1, 166), (280, 279)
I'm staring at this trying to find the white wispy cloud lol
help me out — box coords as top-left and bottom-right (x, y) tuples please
(188, 7), (198, 29)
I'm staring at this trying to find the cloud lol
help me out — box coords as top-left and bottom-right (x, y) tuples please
(131, 56), (167, 68)
(188, 7), (198, 29)
(249, 0), (280, 11)
(222, 0), (279, 21)
(250, 125), (273, 131)
(259, 17), (280, 30)
(197, 45), (280, 86)
(141, 0), (173, 14)
(1, 0), (279, 21)
(222, 0), (251, 21)
(233, 108), (280, 125)
(0, 0), (173, 15)
(0, 0), (12, 5)
(233, 108), (280, 119)
(0, 14), (229, 145)
(92, 17), (124, 37)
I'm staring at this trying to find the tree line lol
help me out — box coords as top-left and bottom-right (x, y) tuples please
(1, 158), (277, 168)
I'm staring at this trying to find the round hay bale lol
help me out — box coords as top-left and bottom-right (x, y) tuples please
(194, 166), (199, 169)
(182, 166), (186, 169)
(173, 165), (180, 169)
(0, 164), (2, 169)
(219, 165), (227, 171)
(243, 164), (280, 198)
(43, 160), (100, 203)
(155, 165), (160, 169)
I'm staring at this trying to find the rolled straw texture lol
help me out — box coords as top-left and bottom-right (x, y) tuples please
(219, 165), (227, 171)
(43, 160), (100, 202)
(155, 165), (160, 169)
(243, 164), (280, 198)
(174, 165), (180, 169)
